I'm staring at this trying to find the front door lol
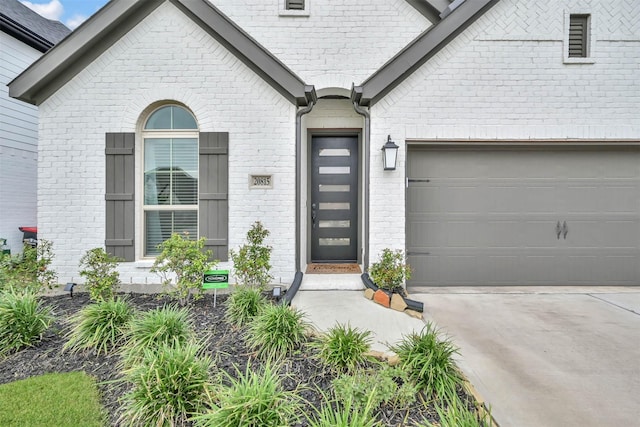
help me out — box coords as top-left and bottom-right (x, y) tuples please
(310, 136), (359, 262)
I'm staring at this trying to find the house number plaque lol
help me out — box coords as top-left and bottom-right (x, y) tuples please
(250, 174), (273, 189)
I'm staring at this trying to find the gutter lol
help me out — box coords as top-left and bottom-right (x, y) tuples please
(295, 86), (317, 273)
(351, 86), (371, 272)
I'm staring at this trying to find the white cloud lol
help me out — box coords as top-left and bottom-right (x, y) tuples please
(20, 0), (64, 21)
(65, 14), (88, 30)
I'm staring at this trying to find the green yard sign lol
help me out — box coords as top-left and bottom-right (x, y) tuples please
(203, 270), (229, 289)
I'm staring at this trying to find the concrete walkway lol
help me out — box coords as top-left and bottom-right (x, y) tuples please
(292, 290), (425, 355)
(411, 287), (640, 427)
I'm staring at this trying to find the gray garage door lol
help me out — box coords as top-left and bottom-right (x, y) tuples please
(406, 146), (640, 287)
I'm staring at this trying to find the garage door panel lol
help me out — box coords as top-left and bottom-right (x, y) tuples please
(406, 147), (640, 287)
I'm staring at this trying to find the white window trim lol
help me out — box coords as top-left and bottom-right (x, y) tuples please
(563, 10), (596, 64)
(278, 0), (310, 17)
(139, 128), (199, 259)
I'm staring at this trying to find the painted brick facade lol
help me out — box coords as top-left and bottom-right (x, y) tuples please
(368, 0), (640, 260)
(214, 0), (430, 90)
(38, 3), (296, 284)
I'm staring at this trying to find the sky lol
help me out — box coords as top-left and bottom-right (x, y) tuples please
(21, 0), (110, 30)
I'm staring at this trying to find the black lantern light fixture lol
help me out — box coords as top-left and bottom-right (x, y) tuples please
(382, 135), (399, 171)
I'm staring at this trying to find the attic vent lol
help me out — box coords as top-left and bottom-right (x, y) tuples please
(286, 0), (305, 10)
(568, 14), (589, 58)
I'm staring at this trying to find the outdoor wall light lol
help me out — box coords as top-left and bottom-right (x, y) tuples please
(64, 282), (77, 298)
(382, 135), (399, 171)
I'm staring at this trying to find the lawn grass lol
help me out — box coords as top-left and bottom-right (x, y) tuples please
(0, 371), (106, 427)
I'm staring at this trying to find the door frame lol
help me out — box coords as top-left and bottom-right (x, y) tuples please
(307, 129), (363, 264)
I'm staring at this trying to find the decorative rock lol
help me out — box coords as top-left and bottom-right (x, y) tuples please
(404, 309), (423, 319)
(373, 289), (391, 308)
(364, 288), (375, 300)
(387, 354), (401, 366)
(390, 293), (408, 312)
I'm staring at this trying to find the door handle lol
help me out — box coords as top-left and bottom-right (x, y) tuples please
(556, 221), (562, 239)
(562, 221), (568, 239)
(311, 203), (317, 228)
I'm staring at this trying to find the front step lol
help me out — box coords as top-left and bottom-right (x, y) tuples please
(300, 273), (364, 291)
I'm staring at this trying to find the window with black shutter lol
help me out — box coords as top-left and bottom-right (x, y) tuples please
(568, 14), (589, 58)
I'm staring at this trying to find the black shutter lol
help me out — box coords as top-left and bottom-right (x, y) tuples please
(286, 0), (305, 10)
(199, 132), (229, 261)
(105, 133), (135, 261)
(569, 15), (589, 58)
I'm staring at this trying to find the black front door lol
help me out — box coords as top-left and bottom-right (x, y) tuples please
(310, 136), (359, 262)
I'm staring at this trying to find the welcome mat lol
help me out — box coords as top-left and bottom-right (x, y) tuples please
(306, 263), (362, 274)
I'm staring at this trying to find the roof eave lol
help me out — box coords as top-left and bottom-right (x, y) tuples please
(9, 0), (312, 107)
(355, 0), (500, 107)
(0, 14), (54, 53)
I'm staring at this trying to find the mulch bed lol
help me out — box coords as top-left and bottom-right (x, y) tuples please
(0, 292), (451, 426)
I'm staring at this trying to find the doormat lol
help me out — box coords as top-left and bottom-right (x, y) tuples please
(306, 263), (362, 274)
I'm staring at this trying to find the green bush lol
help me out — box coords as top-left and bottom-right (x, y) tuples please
(78, 247), (122, 302)
(0, 288), (53, 357)
(314, 323), (372, 373)
(246, 304), (310, 360)
(151, 232), (218, 306)
(225, 285), (268, 327)
(121, 341), (213, 427)
(332, 365), (417, 411)
(307, 395), (381, 427)
(64, 297), (135, 355)
(369, 248), (411, 292)
(122, 305), (195, 367)
(391, 323), (464, 399)
(229, 221), (273, 288)
(0, 240), (57, 293)
(425, 392), (492, 427)
(195, 363), (300, 427)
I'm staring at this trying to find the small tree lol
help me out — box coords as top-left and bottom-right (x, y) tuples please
(229, 221), (273, 289)
(0, 239), (57, 294)
(79, 247), (122, 302)
(369, 248), (411, 293)
(151, 232), (217, 306)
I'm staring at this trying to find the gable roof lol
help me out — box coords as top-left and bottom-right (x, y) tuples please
(354, 0), (499, 107)
(8, 0), (316, 107)
(0, 0), (70, 52)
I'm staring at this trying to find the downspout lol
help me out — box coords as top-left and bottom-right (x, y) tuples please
(351, 88), (371, 272)
(295, 88), (317, 273)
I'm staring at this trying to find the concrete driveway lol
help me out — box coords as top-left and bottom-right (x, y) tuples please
(412, 287), (640, 427)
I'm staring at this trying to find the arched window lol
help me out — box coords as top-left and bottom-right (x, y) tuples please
(142, 105), (198, 256)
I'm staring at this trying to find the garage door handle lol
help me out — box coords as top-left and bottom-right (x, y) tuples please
(562, 221), (568, 239)
(556, 221), (562, 239)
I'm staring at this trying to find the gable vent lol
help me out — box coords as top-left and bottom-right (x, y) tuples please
(568, 14), (589, 58)
(286, 0), (305, 10)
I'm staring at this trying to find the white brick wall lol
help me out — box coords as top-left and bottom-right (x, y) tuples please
(38, 3), (296, 285)
(0, 32), (41, 253)
(368, 0), (640, 259)
(213, 0), (430, 90)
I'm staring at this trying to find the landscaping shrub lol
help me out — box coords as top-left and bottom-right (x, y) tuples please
(369, 248), (411, 292)
(122, 305), (195, 367)
(120, 341), (213, 426)
(0, 240), (57, 293)
(229, 221), (273, 288)
(391, 323), (464, 399)
(313, 323), (372, 373)
(64, 297), (135, 355)
(225, 285), (267, 327)
(332, 365), (417, 411)
(425, 392), (492, 427)
(246, 303), (310, 360)
(151, 232), (217, 306)
(78, 247), (122, 302)
(195, 363), (301, 427)
(0, 288), (53, 357)
(307, 395), (381, 427)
